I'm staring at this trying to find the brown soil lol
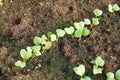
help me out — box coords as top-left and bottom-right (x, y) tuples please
(0, 0), (120, 80)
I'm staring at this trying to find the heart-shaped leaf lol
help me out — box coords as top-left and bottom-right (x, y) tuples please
(41, 35), (48, 40)
(43, 41), (52, 50)
(95, 56), (105, 67)
(64, 26), (75, 34)
(115, 69), (120, 80)
(84, 18), (91, 25)
(20, 47), (32, 60)
(93, 9), (103, 17)
(50, 34), (57, 42)
(34, 36), (43, 45)
(47, 32), (52, 38)
(106, 72), (115, 80)
(113, 4), (120, 11)
(81, 76), (91, 80)
(93, 66), (102, 75)
(56, 29), (65, 37)
(108, 4), (113, 12)
(92, 18), (99, 25)
(32, 45), (41, 56)
(82, 27), (90, 36)
(73, 64), (85, 77)
(74, 29), (82, 38)
(15, 60), (26, 68)
(74, 21), (84, 30)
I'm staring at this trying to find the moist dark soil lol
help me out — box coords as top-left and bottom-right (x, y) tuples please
(0, 0), (120, 80)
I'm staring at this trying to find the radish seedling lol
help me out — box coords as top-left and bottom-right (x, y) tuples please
(15, 60), (26, 68)
(50, 34), (57, 42)
(34, 36), (42, 45)
(41, 35), (48, 41)
(90, 56), (105, 75)
(84, 18), (91, 25)
(74, 22), (90, 38)
(32, 45), (41, 58)
(74, 21), (84, 30)
(43, 41), (52, 50)
(64, 26), (75, 38)
(93, 9), (103, 17)
(47, 32), (52, 39)
(20, 46), (32, 60)
(116, 69), (120, 80)
(15, 46), (32, 68)
(56, 29), (65, 40)
(92, 18), (99, 26)
(74, 64), (91, 80)
(106, 69), (120, 80)
(108, 4), (120, 13)
(106, 72), (115, 80)
(74, 28), (90, 38)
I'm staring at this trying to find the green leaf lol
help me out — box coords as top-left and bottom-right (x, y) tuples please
(41, 35), (48, 40)
(64, 26), (75, 34)
(74, 21), (84, 30)
(73, 64), (85, 77)
(50, 34), (57, 42)
(32, 45), (41, 56)
(81, 76), (91, 80)
(108, 4), (113, 12)
(82, 27), (90, 36)
(20, 47), (32, 60)
(115, 69), (120, 80)
(95, 56), (105, 67)
(93, 66), (102, 74)
(0, 0), (2, 5)
(74, 29), (82, 38)
(93, 9), (103, 17)
(43, 41), (52, 50)
(34, 36), (42, 45)
(56, 29), (65, 37)
(90, 60), (95, 64)
(106, 72), (115, 80)
(47, 32), (52, 38)
(92, 18), (99, 25)
(15, 60), (26, 68)
(84, 18), (91, 25)
(113, 4), (120, 11)
(26, 47), (32, 53)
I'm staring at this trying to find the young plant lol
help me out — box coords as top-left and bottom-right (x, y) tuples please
(91, 8), (103, 27)
(108, 4), (120, 13)
(47, 31), (52, 39)
(64, 26), (75, 38)
(47, 32), (57, 42)
(34, 35), (48, 45)
(74, 21), (84, 30)
(106, 69), (120, 80)
(93, 9), (103, 17)
(74, 64), (91, 80)
(32, 45), (41, 58)
(15, 46), (32, 68)
(74, 21), (90, 38)
(50, 34), (57, 42)
(90, 56), (105, 75)
(56, 29), (66, 40)
(15, 60), (26, 68)
(106, 72), (115, 80)
(34, 36), (43, 45)
(42, 41), (52, 50)
(84, 18), (91, 25)
(92, 18), (99, 26)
